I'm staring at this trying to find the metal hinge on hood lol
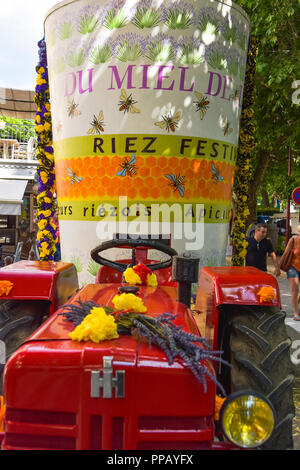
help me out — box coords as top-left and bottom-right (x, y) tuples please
(91, 356), (125, 399)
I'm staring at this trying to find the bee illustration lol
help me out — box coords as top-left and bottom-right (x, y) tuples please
(165, 173), (185, 197)
(67, 168), (83, 185)
(220, 116), (233, 136)
(118, 89), (140, 114)
(155, 111), (182, 133)
(229, 89), (240, 105)
(116, 154), (137, 177)
(67, 97), (81, 118)
(88, 111), (105, 134)
(211, 163), (224, 183)
(193, 91), (210, 120)
(56, 122), (63, 135)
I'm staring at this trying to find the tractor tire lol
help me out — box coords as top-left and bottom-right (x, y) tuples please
(218, 304), (295, 450)
(0, 300), (49, 394)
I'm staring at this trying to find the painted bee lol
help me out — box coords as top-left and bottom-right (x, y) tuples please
(165, 173), (185, 197)
(67, 97), (81, 118)
(193, 91), (210, 120)
(220, 116), (233, 136)
(88, 111), (105, 134)
(67, 168), (83, 185)
(116, 154), (137, 177)
(211, 163), (224, 183)
(229, 89), (240, 105)
(155, 111), (182, 133)
(119, 89), (140, 114)
(56, 122), (63, 135)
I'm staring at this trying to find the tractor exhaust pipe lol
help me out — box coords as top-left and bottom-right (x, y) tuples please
(172, 254), (200, 308)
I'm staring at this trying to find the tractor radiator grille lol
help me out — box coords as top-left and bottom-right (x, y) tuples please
(89, 415), (213, 450)
(136, 416), (213, 450)
(3, 408), (77, 450)
(90, 415), (124, 450)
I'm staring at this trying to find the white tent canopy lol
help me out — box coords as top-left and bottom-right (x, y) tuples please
(0, 179), (28, 215)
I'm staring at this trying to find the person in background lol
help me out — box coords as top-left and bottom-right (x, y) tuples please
(285, 225), (300, 320)
(245, 222), (280, 276)
(4, 256), (13, 266)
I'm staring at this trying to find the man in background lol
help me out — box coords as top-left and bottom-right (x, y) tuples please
(246, 223), (280, 276)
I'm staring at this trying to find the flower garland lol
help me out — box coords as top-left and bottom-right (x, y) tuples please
(232, 36), (258, 266)
(123, 263), (158, 287)
(34, 38), (57, 260)
(60, 298), (229, 394)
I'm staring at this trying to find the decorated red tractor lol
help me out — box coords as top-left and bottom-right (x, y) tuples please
(0, 237), (295, 450)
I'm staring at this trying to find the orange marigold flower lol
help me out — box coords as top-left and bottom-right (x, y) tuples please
(214, 395), (226, 421)
(0, 280), (14, 297)
(257, 286), (276, 303)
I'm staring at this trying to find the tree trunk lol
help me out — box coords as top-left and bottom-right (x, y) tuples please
(247, 149), (271, 225)
(261, 188), (270, 207)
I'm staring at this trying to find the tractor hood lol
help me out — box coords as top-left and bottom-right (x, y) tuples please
(3, 284), (216, 450)
(27, 283), (199, 340)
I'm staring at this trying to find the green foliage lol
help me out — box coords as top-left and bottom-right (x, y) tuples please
(235, 0), (300, 202)
(0, 116), (35, 141)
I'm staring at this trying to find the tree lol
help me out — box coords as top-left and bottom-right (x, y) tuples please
(235, 0), (300, 221)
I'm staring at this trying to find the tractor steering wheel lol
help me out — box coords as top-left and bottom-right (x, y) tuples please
(90, 238), (178, 273)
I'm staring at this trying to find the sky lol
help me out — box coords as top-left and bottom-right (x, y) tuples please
(0, 0), (60, 91)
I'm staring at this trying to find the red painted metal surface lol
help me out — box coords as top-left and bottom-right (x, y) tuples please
(195, 266), (281, 350)
(2, 283), (219, 450)
(0, 261), (75, 303)
(1, 264), (276, 450)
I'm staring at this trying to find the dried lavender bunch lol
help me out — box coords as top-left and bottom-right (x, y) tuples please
(116, 312), (229, 394)
(59, 298), (102, 325)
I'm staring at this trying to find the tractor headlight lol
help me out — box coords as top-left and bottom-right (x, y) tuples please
(220, 391), (275, 448)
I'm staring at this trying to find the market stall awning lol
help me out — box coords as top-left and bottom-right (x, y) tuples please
(0, 88), (36, 120)
(0, 179), (28, 215)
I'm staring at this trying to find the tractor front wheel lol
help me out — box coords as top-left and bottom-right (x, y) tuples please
(0, 300), (49, 393)
(218, 304), (295, 450)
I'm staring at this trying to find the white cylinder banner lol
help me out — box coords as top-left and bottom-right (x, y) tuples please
(44, 0), (250, 285)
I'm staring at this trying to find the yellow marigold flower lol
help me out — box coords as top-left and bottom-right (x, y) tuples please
(112, 293), (147, 313)
(36, 115), (41, 124)
(257, 286), (276, 303)
(45, 103), (51, 111)
(69, 307), (119, 343)
(123, 267), (142, 285)
(147, 273), (158, 287)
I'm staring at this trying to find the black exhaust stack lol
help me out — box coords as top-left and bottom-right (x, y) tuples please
(172, 254), (200, 308)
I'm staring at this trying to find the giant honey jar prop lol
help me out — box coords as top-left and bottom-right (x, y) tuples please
(44, 0), (250, 283)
